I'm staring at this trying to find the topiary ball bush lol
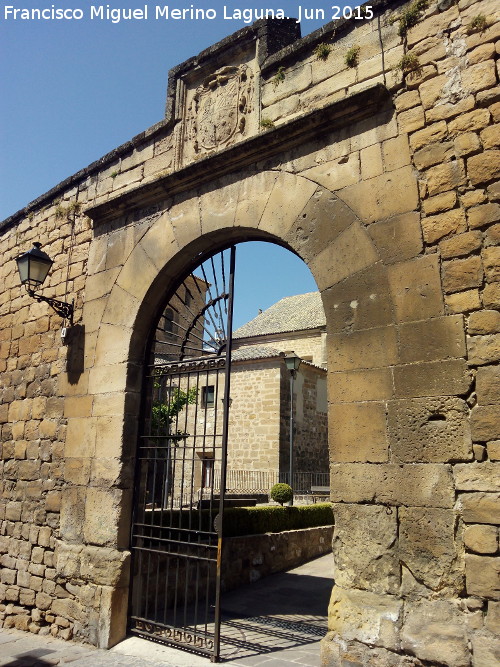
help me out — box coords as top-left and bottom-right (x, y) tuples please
(270, 483), (293, 505)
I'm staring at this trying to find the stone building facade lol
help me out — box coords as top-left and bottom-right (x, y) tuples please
(0, 0), (499, 664)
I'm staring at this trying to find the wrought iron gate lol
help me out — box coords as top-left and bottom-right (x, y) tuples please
(129, 246), (235, 661)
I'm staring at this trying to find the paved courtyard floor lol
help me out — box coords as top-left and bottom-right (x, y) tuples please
(0, 553), (333, 667)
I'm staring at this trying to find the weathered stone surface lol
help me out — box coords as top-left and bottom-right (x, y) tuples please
(388, 397), (471, 463)
(476, 365), (500, 404)
(338, 166), (419, 224)
(421, 209), (467, 244)
(466, 555), (500, 599)
(401, 601), (469, 667)
(259, 172), (317, 239)
(398, 106), (426, 133)
(446, 289), (482, 314)
(471, 635), (500, 667)
(442, 255), (483, 293)
(467, 202), (500, 228)
(489, 441), (500, 462)
(425, 160), (467, 196)
(310, 222), (378, 290)
(454, 131), (481, 157)
(368, 212), (423, 264)
(464, 524), (498, 554)
(387, 255), (443, 322)
(468, 335), (500, 365)
(440, 231), (482, 259)
(422, 191), (457, 215)
(328, 326), (397, 371)
(328, 368), (393, 403)
(413, 141), (454, 170)
(461, 493), (500, 524)
(468, 150), (500, 185)
(285, 187), (357, 264)
(330, 463), (455, 508)
(393, 359), (471, 399)
(399, 315), (465, 363)
(455, 463), (500, 492)
(448, 108), (491, 134)
(329, 402), (388, 463)
(483, 282), (500, 309)
(332, 504), (399, 594)
(321, 263), (394, 332)
(483, 246), (500, 282)
(328, 586), (402, 650)
(399, 508), (463, 595)
(471, 405), (500, 442)
(486, 601), (500, 633)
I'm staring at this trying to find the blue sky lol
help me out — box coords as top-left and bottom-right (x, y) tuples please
(1, 1), (355, 324)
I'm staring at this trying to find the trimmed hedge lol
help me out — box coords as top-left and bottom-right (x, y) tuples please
(220, 503), (334, 537)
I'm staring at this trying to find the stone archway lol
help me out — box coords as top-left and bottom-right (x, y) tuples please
(66, 156), (469, 655)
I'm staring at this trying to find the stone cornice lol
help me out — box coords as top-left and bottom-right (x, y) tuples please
(86, 84), (391, 224)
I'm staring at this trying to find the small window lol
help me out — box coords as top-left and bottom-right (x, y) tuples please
(185, 287), (192, 308)
(164, 308), (175, 336)
(202, 458), (214, 488)
(201, 385), (215, 408)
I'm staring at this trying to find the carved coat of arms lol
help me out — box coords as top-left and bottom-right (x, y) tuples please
(187, 65), (254, 154)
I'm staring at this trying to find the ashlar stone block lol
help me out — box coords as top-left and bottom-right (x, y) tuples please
(388, 397), (472, 463)
(461, 493), (500, 524)
(258, 172), (317, 239)
(401, 600), (469, 667)
(466, 555), (500, 599)
(332, 504), (399, 595)
(285, 187), (357, 264)
(387, 255), (443, 322)
(328, 586), (402, 651)
(338, 165), (419, 225)
(399, 507), (464, 595)
(234, 171), (279, 229)
(138, 213), (178, 271)
(321, 263), (394, 333)
(476, 365), (500, 404)
(399, 315), (466, 364)
(455, 463), (500, 492)
(393, 359), (471, 398)
(368, 212), (423, 264)
(329, 402), (389, 463)
(328, 325), (398, 371)
(330, 463), (455, 508)
(464, 524), (498, 554)
(470, 405), (500, 442)
(310, 221), (378, 290)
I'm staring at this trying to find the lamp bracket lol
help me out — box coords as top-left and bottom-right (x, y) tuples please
(27, 290), (74, 325)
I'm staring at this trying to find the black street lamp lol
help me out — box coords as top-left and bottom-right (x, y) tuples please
(15, 242), (74, 324)
(284, 352), (301, 505)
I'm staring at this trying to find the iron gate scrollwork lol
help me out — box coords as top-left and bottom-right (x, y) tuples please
(130, 246), (236, 661)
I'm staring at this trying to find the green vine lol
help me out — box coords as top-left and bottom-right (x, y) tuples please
(151, 386), (198, 435)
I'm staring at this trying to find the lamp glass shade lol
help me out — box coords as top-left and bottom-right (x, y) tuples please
(16, 243), (53, 288)
(284, 354), (301, 371)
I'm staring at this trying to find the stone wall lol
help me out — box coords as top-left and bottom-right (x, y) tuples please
(0, 0), (499, 663)
(221, 525), (333, 591)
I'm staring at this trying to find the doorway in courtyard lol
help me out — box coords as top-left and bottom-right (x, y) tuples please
(128, 241), (329, 661)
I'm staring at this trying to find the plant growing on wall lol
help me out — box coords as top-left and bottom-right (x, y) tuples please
(314, 43), (332, 61)
(397, 53), (422, 78)
(396, 0), (429, 38)
(260, 118), (275, 130)
(270, 483), (293, 506)
(467, 14), (487, 34)
(345, 45), (360, 68)
(152, 386), (198, 435)
(272, 66), (286, 89)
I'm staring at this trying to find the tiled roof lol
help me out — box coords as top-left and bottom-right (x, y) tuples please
(233, 292), (325, 339)
(232, 345), (284, 362)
